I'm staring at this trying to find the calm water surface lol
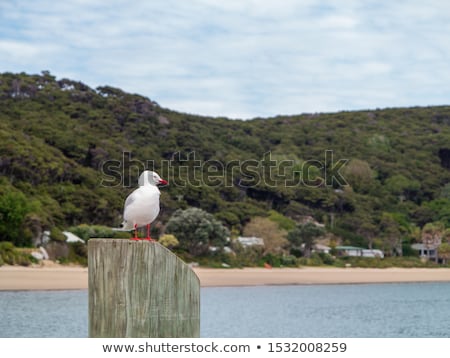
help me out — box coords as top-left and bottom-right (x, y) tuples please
(0, 283), (449, 337)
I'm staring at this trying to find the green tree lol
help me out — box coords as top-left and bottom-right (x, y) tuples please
(421, 222), (445, 262)
(357, 220), (378, 249)
(3, 71), (450, 259)
(422, 222), (445, 244)
(423, 199), (450, 227)
(380, 212), (402, 256)
(438, 243), (450, 265)
(385, 174), (420, 202)
(287, 222), (326, 258)
(440, 183), (450, 199)
(443, 229), (450, 243)
(342, 159), (374, 193)
(267, 210), (296, 231)
(243, 216), (288, 255)
(0, 191), (34, 246)
(165, 207), (229, 256)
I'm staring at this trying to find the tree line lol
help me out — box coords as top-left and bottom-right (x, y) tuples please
(0, 71), (449, 265)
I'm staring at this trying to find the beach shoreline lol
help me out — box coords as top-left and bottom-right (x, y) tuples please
(1, 264), (450, 291)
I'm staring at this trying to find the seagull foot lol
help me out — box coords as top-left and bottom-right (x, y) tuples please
(143, 237), (154, 242)
(130, 237), (141, 241)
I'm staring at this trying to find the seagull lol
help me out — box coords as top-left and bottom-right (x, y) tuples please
(114, 170), (168, 241)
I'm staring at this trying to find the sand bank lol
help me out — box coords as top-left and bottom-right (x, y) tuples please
(193, 267), (450, 287)
(1, 265), (450, 291)
(0, 265), (88, 291)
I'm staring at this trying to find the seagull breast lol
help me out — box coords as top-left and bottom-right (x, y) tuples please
(123, 184), (161, 228)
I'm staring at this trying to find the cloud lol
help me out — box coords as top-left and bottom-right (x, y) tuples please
(1, 0), (450, 118)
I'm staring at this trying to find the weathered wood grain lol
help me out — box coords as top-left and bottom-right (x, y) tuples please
(88, 239), (200, 337)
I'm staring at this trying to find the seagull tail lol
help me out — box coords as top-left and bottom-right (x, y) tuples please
(112, 221), (133, 232)
(111, 227), (130, 232)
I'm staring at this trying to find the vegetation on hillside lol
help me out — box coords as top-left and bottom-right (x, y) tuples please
(0, 71), (449, 266)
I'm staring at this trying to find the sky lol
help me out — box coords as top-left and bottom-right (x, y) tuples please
(1, 0), (450, 119)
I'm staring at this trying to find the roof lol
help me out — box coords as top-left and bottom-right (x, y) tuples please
(336, 246), (364, 250)
(315, 244), (331, 250)
(236, 236), (264, 247)
(411, 243), (439, 250)
(63, 231), (85, 243)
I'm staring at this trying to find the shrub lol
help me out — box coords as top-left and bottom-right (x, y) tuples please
(230, 240), (264, 266)
(280, 255), (298, 266)
(0, 191), (35, 246)
(50, 227), (66, 242)
(158, 234), (179, 249)
(331, 256), (439, 268)
(318, 252), (335, 265)
(66, 224), (92, 241)
(67, 224), (129, 241)
(268, 210), (296, 231)
(165, 207), (229, 256)
(308, 252), (324, 266)
(0, 241), (34, 266)
(260, 253), (282, 267)
(297, 253), (324, 266)
(67, 242), (88, 266)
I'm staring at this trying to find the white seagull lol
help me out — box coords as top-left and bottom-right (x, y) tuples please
(115, 170), (168, 241)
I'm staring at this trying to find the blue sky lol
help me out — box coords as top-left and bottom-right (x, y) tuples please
(1, 0), (450, 119)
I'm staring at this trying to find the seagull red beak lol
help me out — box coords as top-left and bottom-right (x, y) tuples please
(159, 179), (168, 186)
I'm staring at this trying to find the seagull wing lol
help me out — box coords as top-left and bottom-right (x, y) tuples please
(112, 190), (138, 231)
(124, 190), (136, 210)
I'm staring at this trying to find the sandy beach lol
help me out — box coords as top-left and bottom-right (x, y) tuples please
(1, 264), (450, 290)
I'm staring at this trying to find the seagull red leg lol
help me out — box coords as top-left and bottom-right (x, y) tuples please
(145, 224), (154, 241)
(131, 223), (139, 241)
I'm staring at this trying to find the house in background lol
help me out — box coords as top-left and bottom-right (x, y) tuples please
(314, 244), (331, 254)
(362, 249), (384, 258)
(411, 243), (439, 262)
(336, 246), (364, 257)
(336, 246), (384, 258)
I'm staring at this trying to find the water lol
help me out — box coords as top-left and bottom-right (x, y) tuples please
(0, 283), (449, 338)
(201, 283), (450, 337)
(0, 290), (87, 338)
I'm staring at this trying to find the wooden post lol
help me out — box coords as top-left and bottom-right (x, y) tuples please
(88, 239), (200, 338)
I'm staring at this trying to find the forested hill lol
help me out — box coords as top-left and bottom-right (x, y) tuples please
(1, 71), (450, 249)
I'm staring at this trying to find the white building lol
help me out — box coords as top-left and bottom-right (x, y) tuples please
(236, 236), (265, 247)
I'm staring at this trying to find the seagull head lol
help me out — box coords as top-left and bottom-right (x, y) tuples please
(138, 170), (168, 186)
